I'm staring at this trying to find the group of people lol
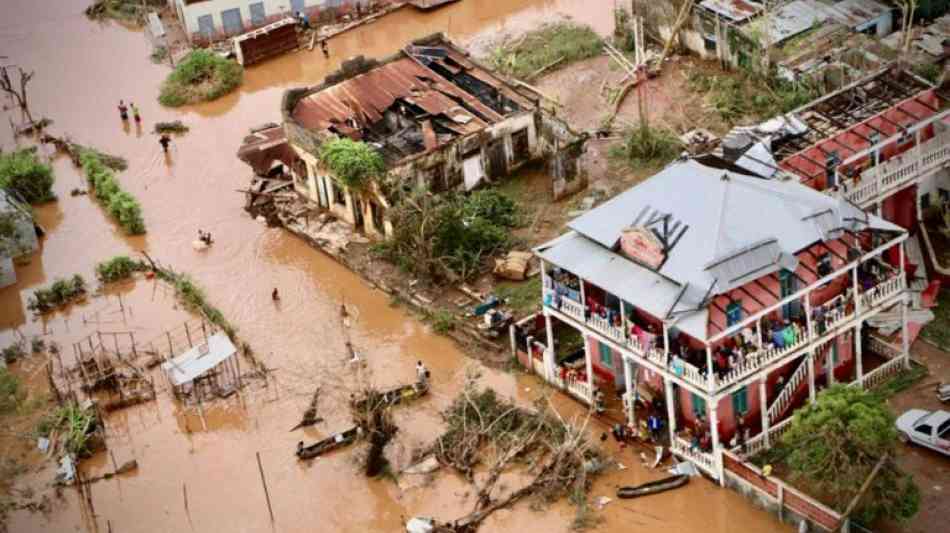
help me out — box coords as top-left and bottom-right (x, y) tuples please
(197, 229), (214, 246)
(117, 100), (173, 153)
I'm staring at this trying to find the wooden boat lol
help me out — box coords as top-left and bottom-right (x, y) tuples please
(351, 381), (429, 411)
(296, 426), (362, 460)
(616, 474), (689, 499)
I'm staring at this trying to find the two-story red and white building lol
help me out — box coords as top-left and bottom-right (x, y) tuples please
(530, 156), (911, 481)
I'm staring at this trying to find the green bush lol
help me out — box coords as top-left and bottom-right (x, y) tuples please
(319, 138), (386, 190)
(0, 368), (23, 414)
(27, 275), (87, 314)
(611, 124), (683, 167)
(0, 149), (55, 203)
(37, 402), (99, 456)
(159, 50), (243, 107)
(79, 151), (146, 235)
(95, 256), (148, 283)
(687, 71), (819, 124)
(490, 22), (603, 79)
(1, 341), (26, 364)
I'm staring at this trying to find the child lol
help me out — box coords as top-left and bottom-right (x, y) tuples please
(131, 102), (141, 124)
(118, 100), (129, 121)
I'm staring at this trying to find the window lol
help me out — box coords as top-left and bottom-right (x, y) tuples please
(937, 420), (950, 438)
(940, 189), (950, 202)
(703, 37), (717, 52)
(249, 2), (265, 26)
(831, 342), (839, 365)
(691, 393), (707, 419)
(332, 182), (346, 206)
(732, 388), (749, 415)
(726, 301), (742, 327)
(817, 254), (833, 277)
(779, 269), (798, 319)
(921, 192), (931, 210)
(598, 341), (613, 368)
(915, 424), (932, 436)
(512, 129), (530, 162)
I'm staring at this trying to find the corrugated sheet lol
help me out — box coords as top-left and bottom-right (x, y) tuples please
(162, 333), (236, 387)
(704, 238), (799, 292)
(700, 0), (762, 22)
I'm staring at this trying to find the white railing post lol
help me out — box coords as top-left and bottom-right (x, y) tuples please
(624, 356), (635, 425)
(583, 334), (594, 404)
(852, 264), (861, 318)
(808, 351), (816, 402)
(665, 376), (677, 435)
(804, 295), (814, 339)
(760, 378), (770, 448)
(855, 322), (864, 386)
(901, 296), (911, 370)
(706, 345), (715, 390)
(544, 312), (556, 381)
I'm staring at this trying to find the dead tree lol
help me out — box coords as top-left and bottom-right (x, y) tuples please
(657, 0), (695, 68)
(0, 65), (35, 124)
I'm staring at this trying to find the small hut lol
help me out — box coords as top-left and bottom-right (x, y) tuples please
(162, 332), (240, 403)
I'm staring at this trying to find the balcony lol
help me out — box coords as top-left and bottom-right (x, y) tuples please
(835, 126), (950, 208)
(714, 270), (905, 390)
(671, 435), (720, 478)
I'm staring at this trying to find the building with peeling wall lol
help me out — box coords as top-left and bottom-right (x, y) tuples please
(279, 33), (587, 239)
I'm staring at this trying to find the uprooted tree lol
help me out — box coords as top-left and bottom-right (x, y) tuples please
(427, 370), (605, 532)
(775, 385), (920, 525)
(0, 64), (35, 124)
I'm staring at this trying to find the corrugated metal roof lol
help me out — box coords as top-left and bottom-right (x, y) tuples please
(162, 333), (236, 387)
(566, 159), (902, 299)
(742, 0), (830, 44)
(535, 232), (710, 341)
(700, 0), (762, 22)
(704, 238), (799, 292)
(820, 0), (891, 29)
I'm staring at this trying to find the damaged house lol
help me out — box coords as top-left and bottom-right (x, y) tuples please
(275, 33), (587, 239)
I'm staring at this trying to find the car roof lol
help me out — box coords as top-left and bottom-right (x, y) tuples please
(922, 411), (950, 427)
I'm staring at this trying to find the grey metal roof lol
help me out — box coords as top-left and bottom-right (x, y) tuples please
(704, 238), (799, 293)
(535, 232), (709, 341)
(566, 159), (902, 301)
(162, 333), (236, 387)
(700, 0), (762, 22)
(741, 0), (831, 45)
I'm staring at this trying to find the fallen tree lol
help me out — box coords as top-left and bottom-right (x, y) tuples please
(428, 371), (605, 532)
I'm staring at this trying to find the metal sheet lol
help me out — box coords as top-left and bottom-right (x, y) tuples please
(162, 333), (236, 387)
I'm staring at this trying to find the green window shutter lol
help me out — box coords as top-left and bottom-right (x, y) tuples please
(726, 301), (742, 327)
(599, 341), (612, 368)
(732, 388), (748, 415)
(691, 393), (707, 418)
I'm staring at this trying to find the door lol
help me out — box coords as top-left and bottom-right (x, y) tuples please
(221, 8), (244, 35)
(291, 0), (306, 14)
(249, 2), (266, 26)
(353, 197), (365, 230)
(487, 139), (507, 179)
(197, 14), (214, 40)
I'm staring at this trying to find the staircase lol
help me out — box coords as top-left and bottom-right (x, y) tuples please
(766, 355), (811, 426)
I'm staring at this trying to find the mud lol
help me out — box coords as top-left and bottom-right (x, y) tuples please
(1, 1), (786, 532)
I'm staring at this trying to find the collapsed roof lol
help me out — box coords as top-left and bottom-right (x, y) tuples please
(289, 36), (535, 166)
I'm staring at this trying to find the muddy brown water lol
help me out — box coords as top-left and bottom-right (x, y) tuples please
(1, 1), (788, 531)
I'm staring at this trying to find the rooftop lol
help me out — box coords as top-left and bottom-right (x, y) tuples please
(537, 159), (902, 340)
(162, 332), (236, 387)
(289, 36), (534, 166)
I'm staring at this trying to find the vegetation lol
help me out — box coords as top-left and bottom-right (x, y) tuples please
(496, 277), (542, 317)
(912, 63), (942, 85)
(920, 289), (950, 350)
(426, 309), (458, 334)
(79, 151), (146, 235)
(611, 124), (683, 168)
(319, 138), (386, 190)
(158, 50), (243, 107)
(95, 256), (148, 283)
(489, 22), (603, 80)
(1, 340), (26, 365)
(36, 402), (99, 457)
(0, 368), (23, 414)
(152, 266), (236, 339)
(377, 190), (522, 282)
(153, 121), (189, 135)
(768, 385), (919, 525)
(687, 71), (819, 124)
(0, 148), (55, 203)
(85, 0), (165, 24)
(26, 275), (87, 314)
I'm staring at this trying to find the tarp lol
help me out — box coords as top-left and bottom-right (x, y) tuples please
(162, 333), (236, 387)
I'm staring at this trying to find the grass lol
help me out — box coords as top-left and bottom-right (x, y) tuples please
(85, 0), (164, 25)
(153, 121), (189, 135)
(159, 50), (243, 107)
(870, 362), (929, 399)
(496, 277), (542, 317)
(0, 148), (55, 204)
(1, 341), (26, 364)
(610, 124), (683, 168)
(95, 256), (149, 283)
(152, 266), (237, 340)
(26, 275), (87, 314)
(0, 368), (24, 414)
(489, 22), (603, 80)
(426, 309), (458, 334)
(920, 289), (950, 351)
(686, 70), (819, 125)
(79, 151), (146, 235)
(36, 402), (98, 456)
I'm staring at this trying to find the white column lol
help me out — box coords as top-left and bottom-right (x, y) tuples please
(855, 323), (864, 386)
(852, 264), (862, 316)
(756, 318), (763, 349)
(662, 322), (670, 360)
(804, 294), (814, 339)
(509, 322), (518, 360)
(584, 334), (594, 404)
(760, 379), (770, 448)
(709, 401), (721, 450)
(706, 345), (715, 390)
(620, 300), (629, 342)
(623, 356), (635, 425)
(901, 296), (911, 370)
(665, 377), (676, 435)
(543, 312), (556, 381)
(807, 352), (816, 403)
(827, 344), (836, 386)
(899, 240), (905, 274)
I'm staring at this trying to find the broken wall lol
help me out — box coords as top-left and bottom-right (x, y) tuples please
(539, 112), (588, 200)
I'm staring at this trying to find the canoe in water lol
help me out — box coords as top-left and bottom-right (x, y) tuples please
(616, 474), (689, 499)
(296, 426), (362, 460)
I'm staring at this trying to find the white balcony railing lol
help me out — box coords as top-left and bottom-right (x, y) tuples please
(744, 416), (795, 456)
(838, 128), (950, 208)
(862, 357), (906, 389)
(672, 436), (719, 477)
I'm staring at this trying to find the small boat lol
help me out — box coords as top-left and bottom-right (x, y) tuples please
(616, 474), (689, 499)
(296, 426), (362, 460)
(351, 381), (429, 411)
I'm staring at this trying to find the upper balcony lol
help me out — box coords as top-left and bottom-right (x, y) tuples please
(541, 232), (907, 394)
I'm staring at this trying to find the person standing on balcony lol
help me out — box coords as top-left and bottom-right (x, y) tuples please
(647, 414), (662, 442)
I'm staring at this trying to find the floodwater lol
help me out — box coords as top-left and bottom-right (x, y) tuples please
(0, 1), (788, 532)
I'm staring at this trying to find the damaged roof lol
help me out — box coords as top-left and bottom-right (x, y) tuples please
(699, 0), (762, 23)
(237, 125), (298, 176)
(162, 333), (236, 387)
(290, 37), (534, 165)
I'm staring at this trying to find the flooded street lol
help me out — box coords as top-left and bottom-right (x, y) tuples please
(0, 1), (787, 532)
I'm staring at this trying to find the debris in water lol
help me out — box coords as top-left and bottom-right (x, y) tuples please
(595, 496), (612, 509)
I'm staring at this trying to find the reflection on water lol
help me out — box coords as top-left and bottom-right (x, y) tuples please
(0, 1), (787, 532)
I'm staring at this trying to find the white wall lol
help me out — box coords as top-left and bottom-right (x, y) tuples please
(177, 0), (325, 37)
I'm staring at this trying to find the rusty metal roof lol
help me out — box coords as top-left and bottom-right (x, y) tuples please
(292, 56), (503, 141)
(237, 126), (297, 176)
(699, 0), (762, 22)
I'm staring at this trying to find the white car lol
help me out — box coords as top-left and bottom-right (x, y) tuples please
(896, 409), (950, 456)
